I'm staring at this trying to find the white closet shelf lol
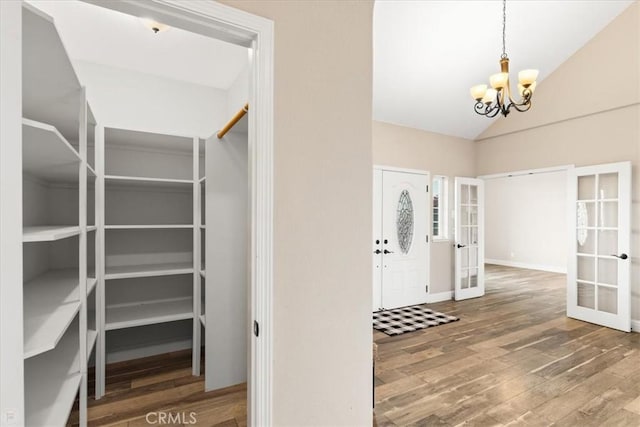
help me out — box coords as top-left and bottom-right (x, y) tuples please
(199, 176), (206, 183)
(87, 225), (97, 232)
(23, 225), (81, 242)
(25, 324), (81, 427)
(87, 164), (97, 176)
(87, 277), (98, 294)
(105, 224), (194, 230)
(24, 269), (80, 358)
(23, 3), (84, 142)
(105, 175), (193, 188)
(200, 270), (206, 278)
(105, 262), (194, 280)
(105, 298), (194, 330)
(199, 314), (205, 327)
(87, 330), (98, 358)
(23, 119), (82, 183)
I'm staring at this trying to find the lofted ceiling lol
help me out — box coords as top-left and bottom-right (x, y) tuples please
(26, 0), (249, 90)
(373, 0), (634, 139)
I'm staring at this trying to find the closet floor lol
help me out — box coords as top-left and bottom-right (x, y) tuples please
(69, 350), (246, 426)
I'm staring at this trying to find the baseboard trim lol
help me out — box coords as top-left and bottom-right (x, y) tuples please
(106, 339), (193, 364)
(426, 291), (453, 303)
(485, 259), (567, 274)
(631, 319), (640, 333)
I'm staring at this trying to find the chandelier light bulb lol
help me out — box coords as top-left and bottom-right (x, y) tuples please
(518, 81), (537, 97)
(518, 69), (539, 87)
(470, 84), (488, 101)
(489, 72), (509, 89)
(482, 88), (498, 104)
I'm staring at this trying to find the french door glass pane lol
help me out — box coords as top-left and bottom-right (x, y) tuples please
(461, 269), (469, 289)
(577, 229), (595, 254)
(598, 173), (618, 199)
(470, 227), (478, 245)
(461, 184), (470, 204)
(462, 206), (471, 226)
(578, 282), (596, 309)
(597, 286), (618, 314)
(469, 268), (478, 288)
(578, 175), (596, 200)
(469, 186), (478, 204)
(469, 246), (478, 268)
(598, 230), (617, 256)
(598, 202), (618, 227)
(577, 256), (595, 282)
(461, 247), (469, 268)
(597, 258), (617, 286)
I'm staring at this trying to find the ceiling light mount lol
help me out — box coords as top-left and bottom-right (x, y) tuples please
(470, 0), (538, 118)
(140, 18), (170, 34)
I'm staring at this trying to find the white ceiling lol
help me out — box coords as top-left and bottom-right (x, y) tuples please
(373, 0), (634, 139)
(27, 0), (249, 90)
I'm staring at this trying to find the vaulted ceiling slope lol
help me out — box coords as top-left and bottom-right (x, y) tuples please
(26, 0), (249, 90)
(373, 0), (634, 140)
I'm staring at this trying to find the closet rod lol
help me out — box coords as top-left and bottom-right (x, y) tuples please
(217, 103), (249, 139)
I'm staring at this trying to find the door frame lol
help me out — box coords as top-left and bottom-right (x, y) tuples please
(83, 1), (274, 423)
(373, 165), (431, 307)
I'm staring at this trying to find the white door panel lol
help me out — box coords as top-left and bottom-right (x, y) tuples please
(454, 177), (485, 300)
(567, 162), (631, 332)
(372, 169), (383, 311)
(380, 170), (429, 309)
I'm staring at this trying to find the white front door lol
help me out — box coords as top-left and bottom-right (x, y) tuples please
(454, 177), (485, 300)
(375, 169), (429, 310)
(567, 162), (631, 332)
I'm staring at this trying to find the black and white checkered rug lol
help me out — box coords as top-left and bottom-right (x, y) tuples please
(373, 305), (459, 336)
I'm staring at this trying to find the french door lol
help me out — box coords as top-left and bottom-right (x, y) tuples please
(567, 162), (631, 332)
(373, 168), (429, 311)
(454, 177), (485, 300)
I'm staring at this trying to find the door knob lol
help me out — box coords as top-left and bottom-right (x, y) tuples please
(374, 249), (382, 254)
(457, 244), (466, 249)
(383, 249), (394, 254)
(612, 253), (628, 260)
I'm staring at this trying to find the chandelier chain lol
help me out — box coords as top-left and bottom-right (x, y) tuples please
(501, 0), (507, 59)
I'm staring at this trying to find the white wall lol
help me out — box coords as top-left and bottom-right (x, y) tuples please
(485, 171), (568, 273)
(75, 60), (227, 138)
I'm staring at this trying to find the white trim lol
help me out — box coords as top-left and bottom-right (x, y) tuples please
(478, 165), (574, 180)
(373, 164), (430, 176)
(485, 259), (567, 274)
(0, 2), (24, 421)
(631, 319), (640, 333)
(425, 291), (453, 303)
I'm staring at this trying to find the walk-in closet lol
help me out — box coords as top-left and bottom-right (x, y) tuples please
(3, 1), (252, 424)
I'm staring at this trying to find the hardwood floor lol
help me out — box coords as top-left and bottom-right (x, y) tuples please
(374, 264), (640, 426)
(69, 350), (246, 426)
(71, 264), (640, 426)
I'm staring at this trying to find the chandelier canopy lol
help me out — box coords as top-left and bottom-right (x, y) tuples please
(470, 0), (539, 118)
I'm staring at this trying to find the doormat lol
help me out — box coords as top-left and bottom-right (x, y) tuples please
(373, 305), (459, 336)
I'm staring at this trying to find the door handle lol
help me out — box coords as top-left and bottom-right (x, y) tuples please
(457, 244), (466, 249)
(374, 249), (382, 254)
(383, 249), (394, 254)
(611, 253), (628, 260)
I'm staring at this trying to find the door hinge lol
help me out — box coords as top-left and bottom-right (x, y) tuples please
(426, 235), (429, 243)
(253, 320), (260, 337)
(425, 285), (429, 293)
(426, 185), (429, 192)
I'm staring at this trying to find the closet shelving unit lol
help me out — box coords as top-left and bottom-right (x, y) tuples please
(95, 128), (203, 397)
(197, 149), (206, 330)
(21, 3), (97, 426)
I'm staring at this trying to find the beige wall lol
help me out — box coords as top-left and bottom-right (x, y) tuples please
(219, 1), (373, 425)
(477, 3), (640, 321)
(372, 121), (476, 293)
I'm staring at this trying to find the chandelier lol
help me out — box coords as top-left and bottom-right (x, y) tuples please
(470, 0), (539, 117)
